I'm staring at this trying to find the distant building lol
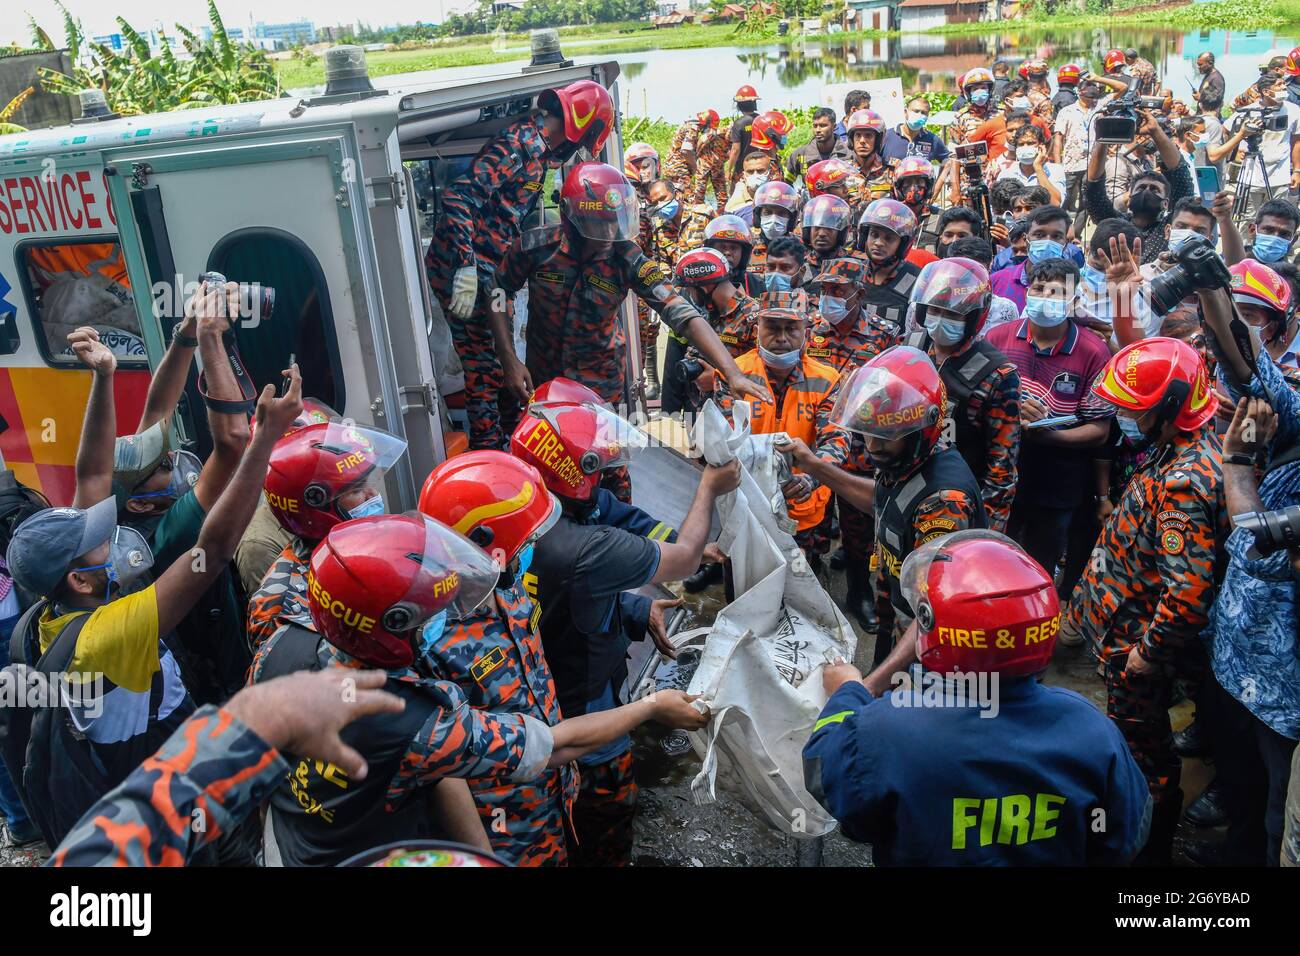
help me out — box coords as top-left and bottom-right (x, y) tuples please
(846, 0), (898, 31)
(202, 20), (316, 50)
(91, 29), (186, 55)
(491, 0), (527, 13)
(896, 0), (989, 32)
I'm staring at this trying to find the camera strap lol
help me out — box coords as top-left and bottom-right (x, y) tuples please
(196, 330), (258, 415)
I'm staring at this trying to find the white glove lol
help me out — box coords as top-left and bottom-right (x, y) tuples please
(449, 266), (478, 320)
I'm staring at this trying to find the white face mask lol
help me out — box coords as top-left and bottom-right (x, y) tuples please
(746, 172), (769, 191)
(1167, 227), (1198, 252)
(1016, 145), (1038, 164)
(760, 212), (789, 239)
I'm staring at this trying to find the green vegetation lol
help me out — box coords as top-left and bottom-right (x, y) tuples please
(29, 0), (279, 114)
(929, 0), (1285, 34)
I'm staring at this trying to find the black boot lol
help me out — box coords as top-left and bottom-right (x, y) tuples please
(1135, 793), (1182, 866)
(1172, 718), (1209, 758)
(829, 546), (847, 571)
(1182, 838), (1233, 867)
(1184, 780), (1228, 828)
(683, 562), (723, 593)
(643, 340), (661, 401)
(844, 563), (878, 632)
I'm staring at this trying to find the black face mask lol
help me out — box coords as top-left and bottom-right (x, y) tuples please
(936, 241), (951, 258)
(1130, 190), (1165, 218)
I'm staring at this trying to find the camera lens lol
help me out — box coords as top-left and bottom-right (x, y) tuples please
(1147, 263), (1194, 316)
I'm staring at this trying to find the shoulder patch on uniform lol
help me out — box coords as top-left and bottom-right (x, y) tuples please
(470, 646), (508, 686)
(916, 517), (957, 535)
(1160, 528), (1185, 555)
(637, 260), (668, 285)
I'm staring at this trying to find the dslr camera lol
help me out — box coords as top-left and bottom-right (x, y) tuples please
(954, 141), (993, 240)
(1234, 504), (1300, 558)
(198, 271), (276, 324)
(1146, 234), (1233, 316)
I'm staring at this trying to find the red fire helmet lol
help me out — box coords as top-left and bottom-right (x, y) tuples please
(1091, 336), (1217, 432)
(832, 345), (946, 448)
(1058, 63), (1082, 85)
(1229, 258), (1292, 316)
(696, 108), (721, 131)
(806, 157), (857, 197)
(264, 421), (407, 540)
(911, 257), (992, 340)
(1288, 46), (1300, 77)
(511, 401), (650, 501)
(248, 396), (337, 443)
(845, 109), (886, 154)
(858, 198), (918, 260)
(735, 84), (760, 102)
(623, 142), (659, 184)
(530, 376), (604, 407)
(306, 514), (498, 669)
(537, 80), (614, 158)
(560, 162), (639, 242)
(750, 110), (792, 151)
(1104, 49), (1126, 73)
(905, 530), (1061, 678)
(753, 179), (800, 214)
(801, 194), (853, 244)
(675, 247), (731, 286)
(418, 450), (561, 568)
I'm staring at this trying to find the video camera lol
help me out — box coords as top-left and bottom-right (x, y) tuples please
(1146, 234), (1233, 316)
(1237, 104), (1288, 149)
(1234, 504), (1300, 558)
(1095, 92), (1141, 144)
(954, 141), (993, 241)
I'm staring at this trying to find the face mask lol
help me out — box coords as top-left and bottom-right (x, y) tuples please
(1167, 227), (1198, 253)
(924, 312), (968, 346)
(653, 199), (680, 221)
(906, 112), (928, 131)
(512, 543), (535, 585)
(746, 173), (769, 191)
(970, 89), (991, 106)
(418, 610), (448, 659)
(1130, 191), (1164, 217)
(131, 451), (201, 503)
(758, 344), (801, 369)
(764, 271), (792, 293)
(1028, 239), (1065, 263)
(1117, 415), (1147, 443)
(347, 493), (385, 520)
(1081, 263), (1106, 287)
(1010, 97), (1032, 109)
(935, 241), (951, 259)
(1015, 145), (1038, 164)
(1194, 133), (1214, 148)
(820, 294), (853, 324)
(761, 212), (789, 239)
(1023, 295), (1070, 327)
(73, 526), (155, 598)
(1253, 232), (1292, 264)
(900, 184), (927, 205)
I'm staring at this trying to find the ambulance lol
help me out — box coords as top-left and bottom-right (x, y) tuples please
(0, 38), (629, 508)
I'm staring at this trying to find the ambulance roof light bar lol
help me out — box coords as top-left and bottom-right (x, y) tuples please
(308, 45), (386, 106)
(71, 88), (120, 125)
(522, 29), (573, 73)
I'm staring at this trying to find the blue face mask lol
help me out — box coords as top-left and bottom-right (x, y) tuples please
(654, 199), (680, 221)
(758, 344), (801, 369)
(418, 610), (448, 659)
(924, 313), (968, 346)
(1081, 264), (1106, 287)
(347, 493), (385, 520)
(1028, 239), (1065, 263)
(764, 271), (792, 293)
(906, 112), (928, 131)
(970, 89), (991, 106)
(1117, 416), (1146, 443)
(514, 542), (535, 583)
(1253, 232), (1292, 264)
(819, 293), (853, 324)
(1023, 294), (1070, 327)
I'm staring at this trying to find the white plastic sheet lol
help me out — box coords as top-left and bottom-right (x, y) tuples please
(681, 399), (856, 839)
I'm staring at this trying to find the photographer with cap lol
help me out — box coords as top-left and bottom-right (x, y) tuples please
(1194, 258), (1300, 866)
(1, 346), (305, 851)
(1084, 107), (1196, 264)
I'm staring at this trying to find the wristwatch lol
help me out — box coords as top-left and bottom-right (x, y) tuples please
(1223, 452), (1256, 467)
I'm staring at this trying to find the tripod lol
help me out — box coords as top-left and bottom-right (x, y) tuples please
(1233, 139), (1275, 227)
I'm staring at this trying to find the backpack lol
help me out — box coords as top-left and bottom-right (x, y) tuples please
(0, 469), (49, 559)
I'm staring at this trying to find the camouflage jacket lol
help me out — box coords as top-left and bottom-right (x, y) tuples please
(425, 113), (550, 294)
(51, 704), (286, 867)
(648, 203), (716, 268)
(424, 583), (578, 866)
(1065, 426), (1226, 666)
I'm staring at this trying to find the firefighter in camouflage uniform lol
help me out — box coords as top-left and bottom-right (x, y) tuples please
(663, 110), (721, 197)
(1064, 337), (1226, 865)
(424, 80), (614, 451)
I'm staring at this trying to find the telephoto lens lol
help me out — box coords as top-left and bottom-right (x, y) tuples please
(197, 271), (276, 324)
(1234, 504), (1300, 558)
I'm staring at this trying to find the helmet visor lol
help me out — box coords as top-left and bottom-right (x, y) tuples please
(406, 514), (501, 622)
(307, 422), (409, 509)
(565, 181), (640, 241)
(803, 197), (852, 231)
(900, 529), (1017, 625)
(831, 357), (943, 439)
(530, 401), (651, 474)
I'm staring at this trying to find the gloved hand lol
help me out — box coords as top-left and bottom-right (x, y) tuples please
(449, 266), (478, 319)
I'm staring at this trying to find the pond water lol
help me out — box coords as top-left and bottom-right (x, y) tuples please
(585, 25), (1300, 118)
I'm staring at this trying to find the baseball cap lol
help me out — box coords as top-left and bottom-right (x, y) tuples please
(112, 419), (171, 504)
(6, 496), (117, 598)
